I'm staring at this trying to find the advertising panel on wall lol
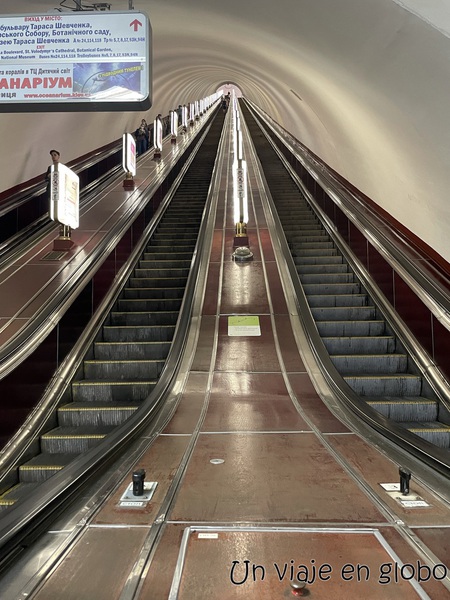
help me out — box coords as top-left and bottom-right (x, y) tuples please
(0, 11), (152, 112)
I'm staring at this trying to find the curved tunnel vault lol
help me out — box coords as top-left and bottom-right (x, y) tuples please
(0, 0), (450, 262)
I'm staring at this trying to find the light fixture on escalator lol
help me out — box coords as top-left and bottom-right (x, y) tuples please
(153, 114), (163, 160)
(232, 113), (249, 250)
(170, 109), (178, 145)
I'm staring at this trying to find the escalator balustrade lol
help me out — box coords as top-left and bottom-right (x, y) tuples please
(241, 103), (450, 450)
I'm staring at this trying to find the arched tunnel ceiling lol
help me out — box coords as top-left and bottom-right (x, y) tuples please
(1, 0), (450, 261)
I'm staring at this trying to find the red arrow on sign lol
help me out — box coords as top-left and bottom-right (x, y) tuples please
(130, 19), (143, 32)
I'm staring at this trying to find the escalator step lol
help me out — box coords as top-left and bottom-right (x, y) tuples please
(102, 325), (175, 342)
(307, 294), (368, 307)
(58, 401), (140, 426)
(0, 483), (40, 508)
(142, 252), (193, 261)
(94, 341), (171, 360)
(310, 306), (375, 320)
(366, 397), (438, 421)
(84, 359), (165, 379)
(122, 287), (184, 299)
(291, 241), (335, 249)
(41, 426), (117, 453)
(294, 255), (343, 265)
(290, 234), (329, 243)
(117, 297), (182, 311)
(292, 248), (338, 257)
(316, 320), (385, 336)
(300, 272), (356, 284)
(138, 260), (192, 269)
(19, 453), (75, 482)
(134, 268), (190, 278)
(153, 232), (198, 239)
(323, 336), (396, 354)
(72, 380), (156, 402)
(297, 263), (349, 274)
(344, 374), (422, 396)
(148, 239), (195, 248)
(330, 353), (408, 374)
(302, 282), (361, 294)
(109, 311), (179, 326)
(398, 422), (450, 448)
(284, 224), (323, 231)
(128, 277), (188, 288)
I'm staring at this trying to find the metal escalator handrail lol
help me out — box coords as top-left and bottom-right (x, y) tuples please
(244, 99), (450, 334)
(241, 100), (450, 480)
(0, 105), (224, 565)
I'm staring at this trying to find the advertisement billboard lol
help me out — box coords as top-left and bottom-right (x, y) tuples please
(0, 11), (152, 112)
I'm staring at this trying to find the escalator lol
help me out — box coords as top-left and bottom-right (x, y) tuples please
(241, 103), (450, 451)
(0, 109), (225, 510)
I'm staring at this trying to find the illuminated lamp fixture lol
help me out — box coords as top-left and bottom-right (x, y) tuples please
(182, 105), (188, 132)
(153, 115), (163, 159)
(170, 109), (178, 144)
(122, 132), (136, 189)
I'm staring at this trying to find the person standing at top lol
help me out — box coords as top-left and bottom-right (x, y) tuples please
(135, 119), (149, 155)
(45, 149), (60, 199)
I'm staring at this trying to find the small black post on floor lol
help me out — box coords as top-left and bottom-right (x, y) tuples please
(399, 467), (411, 495)
(132, 469), (146, 496)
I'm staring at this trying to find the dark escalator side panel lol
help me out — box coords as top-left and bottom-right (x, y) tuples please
(240, 103), (450, 450)
(0, 111), (225, 509)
